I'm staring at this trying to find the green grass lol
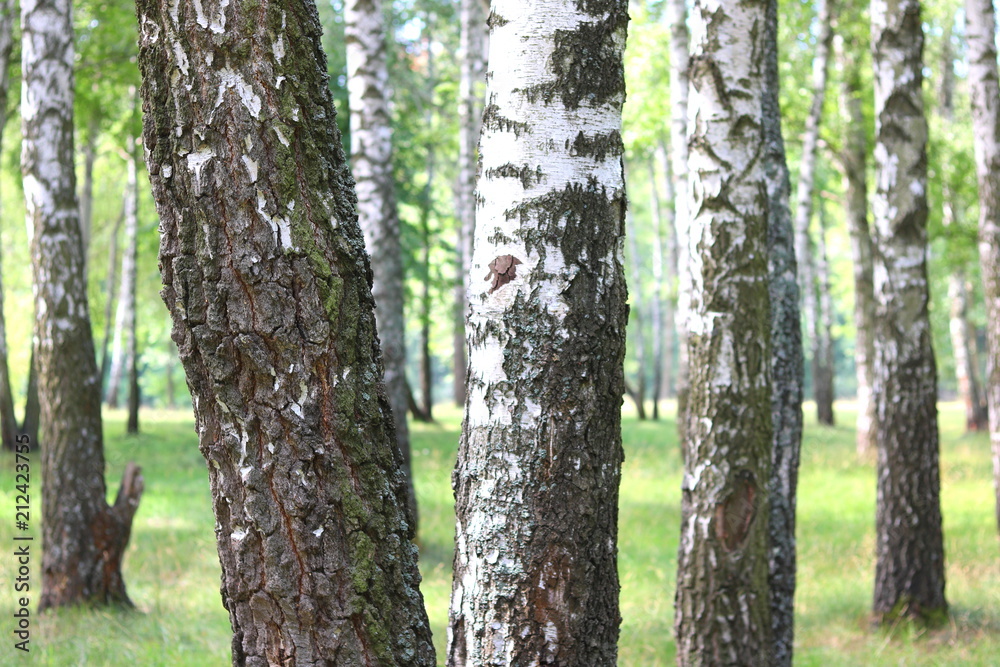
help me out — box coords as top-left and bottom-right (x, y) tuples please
(1, 401), (997, 665)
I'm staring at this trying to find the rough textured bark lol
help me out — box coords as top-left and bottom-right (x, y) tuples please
(870, 0), (948, 623)
(815, 202), (836, 425)
(23, 0), (143, 610)
(447, 2), (628, 664)
(762, 0), (804, 661)
(0, 0), (17, 451)
(792, 0), (835, 420)
(673, 0), (774, 661)
(667, 0), (690, 434)
(453, 0), (488, 407)
(626, 210), (649, 421)
(346, 0), (418, 531)
(838, 35), (877, 457)
(136, 0), (435, 663)
(966, 0), (1000, 538)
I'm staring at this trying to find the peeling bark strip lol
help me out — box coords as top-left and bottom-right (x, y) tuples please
(447, 2), (628, 665)
(135, 0), (435, 664)
(22, 0), (144, 609)
(345, 0), (418, 532)
(762, 0), (804, 662)
(673, 0), (775, 661)
(965, 0), (1000, 539)
(870, 0), (947, 623)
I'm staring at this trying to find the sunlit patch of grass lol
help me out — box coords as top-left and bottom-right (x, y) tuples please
(0, 402), (997, 664)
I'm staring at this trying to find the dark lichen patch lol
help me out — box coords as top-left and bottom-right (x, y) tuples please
(568, 130), (623, 161)
(519, 13), (628, 110)
(482, 103), (530, 138)
(485, 163), (545, 189)
(487, 11), (509, 29)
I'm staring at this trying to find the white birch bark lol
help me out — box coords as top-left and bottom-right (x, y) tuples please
(448, 2), (629, 664)
(0, 0), (17, 449)
(107, 140), (139, 410)
(673, 0), (774, 660)
(345, 0), (417, 527)
(870, 0), (947, 621)
(453, 0), (488, 406)
(667, 0), (690, 428)
(965, 0), (1000, 536)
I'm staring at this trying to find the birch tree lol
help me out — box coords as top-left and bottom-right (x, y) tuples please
(453, 0), (488, 406)
(965, 0), (1000, 537)
(673, 0), (774, 660)
(793, 0), (836, 425)
(837, 33), (877, 457)
(135, 0), (435, 662)
(447, 2), (629, 663)
(763, 0), (804, 660)
(346, 0), (418, 527)
(23, 0), (143, 609)
(0, 0), (17, 451)
(870, 0), (947, 623)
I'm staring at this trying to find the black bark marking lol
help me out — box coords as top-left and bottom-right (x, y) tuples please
(485, 255), (522, 293)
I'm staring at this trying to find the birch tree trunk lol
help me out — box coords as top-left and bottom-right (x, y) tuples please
(658, 141), (678, 400)
(837, 34), (877, 457)
(23, 0), (143, 609)
(667, 0), (690, 433)
(447, 2), (629, 663)
(763, 0), (804, 661)
(965, 0), (1000, 538)
(870, 0), (948, 623)
(649, 157), (666, 419)
(0, 0), (17, 451)
(99, 206), (123, 394)
(948, 275), (988, 430)
(673, 0), (774, 660)
(346, 0), (418, 530)
(626, 210), (649, 421)
(135, 0), (436, 662)
(815, 201), (836, 425)
(453, 0), (488, 407)
(124, 135), (141, 434)
(79, 119), (100, 277)
(105, 175), (133, 410)
(793, 0), (835, 421)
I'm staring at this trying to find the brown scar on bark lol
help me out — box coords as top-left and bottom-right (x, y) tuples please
(485, 255), (522, 294)
(715, 471), (758, 551)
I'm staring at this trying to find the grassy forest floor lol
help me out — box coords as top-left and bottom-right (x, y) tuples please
(0, 401), (997, 665)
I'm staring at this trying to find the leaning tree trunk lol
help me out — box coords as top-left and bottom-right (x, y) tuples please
(453, 0), (488, 407)
(762, 0), (805, 661)
(78, 118), (99, 278)
(656, 143), (678, 401)
(966, 0), (1000, 539)
(135, 0), (436, 663)
(793, 0), (835, 421)
(447, 2), (629, 664)
(815, 201), (836, 425)
(667, 0), (690, 434)
(870, 0), (948, 623)
(673, 0), (774, 661)
(105, 164), (138, 412)
(99, 206), (124, 393)
(23, 0), (143, 610)
(346, 0), (418, 531)
(0, 0), (17, 451)
(838, 34), (877, 457)
(949, 275), (988, 431)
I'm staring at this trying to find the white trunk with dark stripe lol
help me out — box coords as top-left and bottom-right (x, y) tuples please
(870, 0), (947, 622)
(673, 0), (775, 660)
(447, 2), (629, 664)
(965, 0), (1000, 537)
(346, 0), (417, 527)
(106, 139), (139, 411)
